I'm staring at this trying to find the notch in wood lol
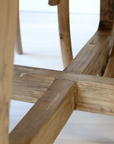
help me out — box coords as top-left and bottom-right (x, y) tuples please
(48, 0), (59, 6)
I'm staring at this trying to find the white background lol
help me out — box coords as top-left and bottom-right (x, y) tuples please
(20, 0), (100, 14)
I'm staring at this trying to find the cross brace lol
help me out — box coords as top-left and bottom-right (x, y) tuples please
(13, 65), (114, 117)
(10, 64), (114, 144)
(1, 0), (114, 144)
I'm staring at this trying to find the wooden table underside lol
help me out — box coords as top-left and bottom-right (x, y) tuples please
(0, 0), (114, 144)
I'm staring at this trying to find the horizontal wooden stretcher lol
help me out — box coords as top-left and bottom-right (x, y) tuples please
(0, 0), (114, 144)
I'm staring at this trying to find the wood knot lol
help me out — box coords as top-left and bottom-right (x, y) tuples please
(60, 33), (63, 39)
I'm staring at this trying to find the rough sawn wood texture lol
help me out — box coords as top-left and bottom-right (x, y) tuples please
(1, 0), (114, 144)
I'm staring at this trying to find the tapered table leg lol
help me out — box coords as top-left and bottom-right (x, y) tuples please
(0, 0), (18, 143)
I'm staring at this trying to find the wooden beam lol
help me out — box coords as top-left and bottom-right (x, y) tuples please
(15, 0), (23, 54)
(14, 65), (60, 78)
(13, 65), (114, 85)
(48, 0), (59, 6)
(12, 67), (56, 103)
(13, 65), (114, 116)
(103, 47), (114, 77)
(64, 31), (111, 75)
(76, 79), (114, 116)
(0, 0), (18, 144)
(12, 65), (61, 103)
(58, 0), (73, 68)
(10, 80), (76, 144)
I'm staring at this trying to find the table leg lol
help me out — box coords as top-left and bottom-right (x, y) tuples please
(0, 0), (18, 143)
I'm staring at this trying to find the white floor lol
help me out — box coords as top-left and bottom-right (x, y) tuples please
(9, 11), (114, 143)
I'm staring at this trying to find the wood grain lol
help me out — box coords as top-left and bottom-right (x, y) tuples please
(58, 0), (73, 68)
(48, 0), (59, 6)
(64, 31), (111, 75)
(10, 80), (76, 144)
(15, 0), (23, 54)
(76, 80), (114, 116)
(64, 0), (114, 74)
(12, 65), (114, 116)
(12, 65), (61, 103)
(100, 0), (114, 23)
(103, 47), (114, 77)
(58, 72), (114, 116)
(2, 0), (114, 143)
(0, 0), (18, 144)
(14, 65), (60, 78)
(59, 73), (114, 116)
(12, 69), (56, 103)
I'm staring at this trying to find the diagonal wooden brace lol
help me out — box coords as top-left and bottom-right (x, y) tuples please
(1, 0), (114, 144)
(10, 65), (114, 144)
(10, 79), (76, 144)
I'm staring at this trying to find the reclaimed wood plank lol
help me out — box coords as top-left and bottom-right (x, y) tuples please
(76, 79), (114, 116)
(64, 31), (111, 75)
(13, 65), (114, 116)
(58, 73), (114, 116)
(14, 65), (60, 77)
(10, 80), (76, 144)
(12, 65), (60, 103)
(58, 72), (114, 116)
(0, 0), (18, 144)
(12, 70), (56, 103)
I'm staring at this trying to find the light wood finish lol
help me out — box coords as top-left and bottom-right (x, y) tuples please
(64, 31), (111, 75)
(103, 47), (114, 77)
(58, 0), (73, 68)
(10, 80), (75, 144)
(0, 0), (18, 144)
(12, 67), (56, 103)
(15, 0), (23, 54)
(64, 0), (114, 75)
(60, 73), (114, 116)
(76, 79), (114, 116)
(14, 65), (60, 78)
(48, 0), (59, 6)
(12, 65), (114, 116)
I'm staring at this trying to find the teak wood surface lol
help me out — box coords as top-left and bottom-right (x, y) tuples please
(1, 0), (114, 144)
